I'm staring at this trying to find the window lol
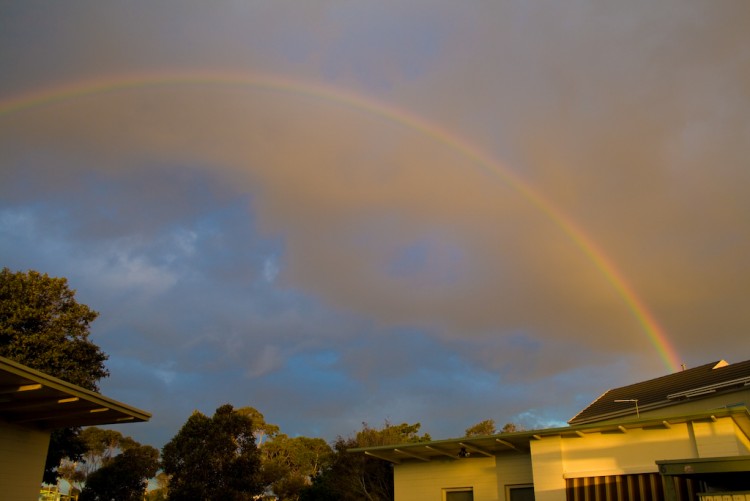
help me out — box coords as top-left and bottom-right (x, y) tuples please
(444, 487), (474, 501)
(507, 484), (535, 501)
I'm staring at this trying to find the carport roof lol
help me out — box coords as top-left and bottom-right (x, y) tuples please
(350, 407), (750, 464)
(0, 356), (151, 429)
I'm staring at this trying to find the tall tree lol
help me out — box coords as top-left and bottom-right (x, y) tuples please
(300, 421), (431, 501)
(237, 406), (280, 446)
(79, 444), (160, 501)
(0, 268), (109, 483)
(261, 434), (333, 501)
(501, 422), (521, 433)
(145, 472), (170, 500)
(57, 427), (145, 495)
(0, 268), (108, 390)
(162, 404), (264, 500)
(465, 419), (497, 437)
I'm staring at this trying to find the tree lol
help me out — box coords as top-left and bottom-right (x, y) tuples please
(57, 427), (152, 496)
(79, 444), (159, 501)
(464, 419), (496, 437)
(162, 404), (264, 500)
(261, 434), (333, 501)
(57, 458), (86, 495)
(146, 472), (170, 501)
(299, 421), (431, 501)
(78, 426), (139, 478)
(501, 422), (521, 433)
(237, 406), (280, 446)
(0, 268), (109, 483)
(0, 268), (108, 390)
(45, 427), (88, 485)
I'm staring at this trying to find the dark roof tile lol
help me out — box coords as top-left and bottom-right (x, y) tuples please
(569, 359), (750, 425)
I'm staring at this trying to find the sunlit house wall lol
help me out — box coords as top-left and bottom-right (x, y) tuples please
(0, 421), (50, 501)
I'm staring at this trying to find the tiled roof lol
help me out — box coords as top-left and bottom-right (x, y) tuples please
(569, 359), (750, 425)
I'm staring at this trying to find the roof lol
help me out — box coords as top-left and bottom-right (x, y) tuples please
(657, 455), (750, 476)
(569, 359), (750, 425)
(351, 407), (750, 464)
(0, 356), (151, 429)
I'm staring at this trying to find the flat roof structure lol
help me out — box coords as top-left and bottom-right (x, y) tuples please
(0, 356), (151, 429)
(350, 407), (750, 464)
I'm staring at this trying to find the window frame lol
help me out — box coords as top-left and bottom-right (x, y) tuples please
(506, 483), (535, 501)
(443, 486), (474, 501)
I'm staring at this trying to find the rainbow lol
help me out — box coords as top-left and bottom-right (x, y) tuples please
(0, 70), (682, 372)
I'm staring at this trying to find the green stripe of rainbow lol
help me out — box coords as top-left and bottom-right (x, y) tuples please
(0, 70), (682, 372)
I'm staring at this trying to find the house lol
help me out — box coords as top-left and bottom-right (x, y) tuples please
(353, 359), (750, 501)
(0, 356), (151, 500)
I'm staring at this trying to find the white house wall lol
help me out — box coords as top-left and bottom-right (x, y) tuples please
(529, 415), (747, 501)
(529, 435), (565, 501)
(495, 452), (534, 501)
(389, 412), (750, 501)
(394, 456), (499, 501)
(559, 424), (696, 477)
(692, 418), (750, 457)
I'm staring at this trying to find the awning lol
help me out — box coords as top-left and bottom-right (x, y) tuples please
(351, 408), (750, 464)
(0, 356), (151, 429)
(657, 455), (750, 476)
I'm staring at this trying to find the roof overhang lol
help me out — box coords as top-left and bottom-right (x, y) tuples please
(350, 408), (750, 464)
(0, 357), (151, 429)
(657, 455), (750, 476)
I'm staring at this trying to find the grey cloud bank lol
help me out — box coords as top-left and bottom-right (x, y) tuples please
(1, 1), (749, 447)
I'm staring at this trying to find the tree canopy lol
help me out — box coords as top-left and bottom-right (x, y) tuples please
(0, 268), (110, 483)
(79, 442), (159, 501)
(237, 406), (280, 446)
(465, 419), (497, 437)
(56, 426), (151, 497)
(162, 404), (264, 500)
(0, 267), (108, 390)
(299, 421), (431, 501)
(261, 434), (333, 501)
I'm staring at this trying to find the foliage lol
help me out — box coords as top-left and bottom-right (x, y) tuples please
(58, 427), (157, 498)
(58, 426), (143, 491)
(356, 421), (431, 447)
(162, 404), (263, 500)
(501, 422), (521, 433)
(299, 421), (430, 501)
(78, 426), (139, 478)
(0, 268), (109, 483)
(79, 444), (160, 501)
(261, 434), (333, 501)
(0, 268), (108, 390)
(465, 419), (497, 436)
(44, 427), (88, 485)
(237, 406), (280, 446)
(145, 472), (170, 501)
(146, 488), (169, 501)
(57, 458), (86, 494)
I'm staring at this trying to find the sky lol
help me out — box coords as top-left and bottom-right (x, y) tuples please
(1, 1), (749, 449)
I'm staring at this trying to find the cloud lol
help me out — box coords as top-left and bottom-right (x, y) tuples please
(1, 0), (749, 447)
